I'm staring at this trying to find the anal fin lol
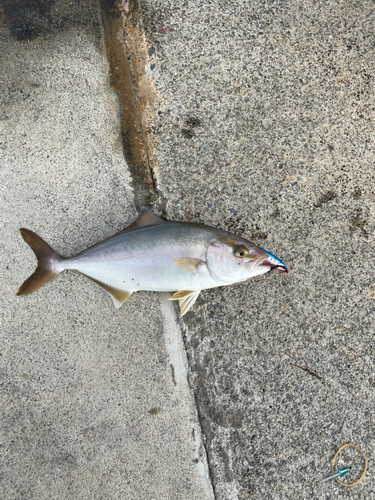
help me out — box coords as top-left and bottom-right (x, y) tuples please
(82, 274), (132, 309)
(169, 290), (201, 316)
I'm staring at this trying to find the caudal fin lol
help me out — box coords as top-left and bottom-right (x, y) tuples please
(16, 228), (64, 296)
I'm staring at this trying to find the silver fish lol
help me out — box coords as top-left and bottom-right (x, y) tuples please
(17, 208), (287, 315)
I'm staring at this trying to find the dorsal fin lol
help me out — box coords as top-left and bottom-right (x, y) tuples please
(115, 207), (167, 236)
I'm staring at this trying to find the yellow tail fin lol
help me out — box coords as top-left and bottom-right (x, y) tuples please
(16, 228), (64, 295)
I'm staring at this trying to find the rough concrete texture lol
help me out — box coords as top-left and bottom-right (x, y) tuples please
(2, 0), (375, 499)
(134, 0), (375, 498)
(0, 2), (213, 499)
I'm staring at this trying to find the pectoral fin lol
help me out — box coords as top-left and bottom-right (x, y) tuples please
(169, 290), (201, 316)
(172, 258), (205, 273)
(82, 274), (132, 309)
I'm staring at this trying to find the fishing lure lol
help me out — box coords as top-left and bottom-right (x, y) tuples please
(320, 468), (351, 483)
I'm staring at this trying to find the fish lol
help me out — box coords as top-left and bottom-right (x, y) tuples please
(16, 208), (287, 315)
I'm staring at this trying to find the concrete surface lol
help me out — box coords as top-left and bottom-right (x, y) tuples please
(2, 1), (375, 500)
(0, 2), (213, 499)
(136, 0), (375, 499)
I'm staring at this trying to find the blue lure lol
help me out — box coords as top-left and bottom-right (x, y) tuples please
(259, 248), (288, 272)
(319, 467), (351, 483)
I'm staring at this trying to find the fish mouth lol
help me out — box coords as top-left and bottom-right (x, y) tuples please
(259, 247), (288, 273)
(267, 263), (288, 272)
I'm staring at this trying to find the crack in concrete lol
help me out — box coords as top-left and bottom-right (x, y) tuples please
(100, 0), (161, 209)
(160, 297), (215, 499)
(180, 315), (239, 500)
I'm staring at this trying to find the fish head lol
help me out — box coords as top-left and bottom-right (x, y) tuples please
(206, 233), (287, 283)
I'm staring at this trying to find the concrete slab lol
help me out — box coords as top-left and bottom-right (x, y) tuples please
(135, 0), (375, 498)
(0, 2), (213, 499)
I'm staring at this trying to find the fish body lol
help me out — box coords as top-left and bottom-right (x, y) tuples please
(63, 223), (269, 292)
(17, 208), (287, 315)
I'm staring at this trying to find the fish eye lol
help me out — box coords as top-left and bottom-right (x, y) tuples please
(234, 247), (248, 258)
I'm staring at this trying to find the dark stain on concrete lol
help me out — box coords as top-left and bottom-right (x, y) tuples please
(170, 363), (176, 386)
(181, 128), (195, 139)
(1, 0), (100, 40)
(148, 407), (160, 415)
(230, 408), (245, 429)
(1, 0), (55, 39)
(271, 207), (281, 218)
(101, 0), (122, 19)
(350, 187), (362, 199)
(315, 190), (337, 207)
(349, 209), (368, 238)
(185, 117), (201, 128)
(100, 0), (159, 209)
(181, 117), (201, 139)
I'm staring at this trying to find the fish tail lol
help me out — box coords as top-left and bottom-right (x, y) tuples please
(16, 228), (64, 296)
